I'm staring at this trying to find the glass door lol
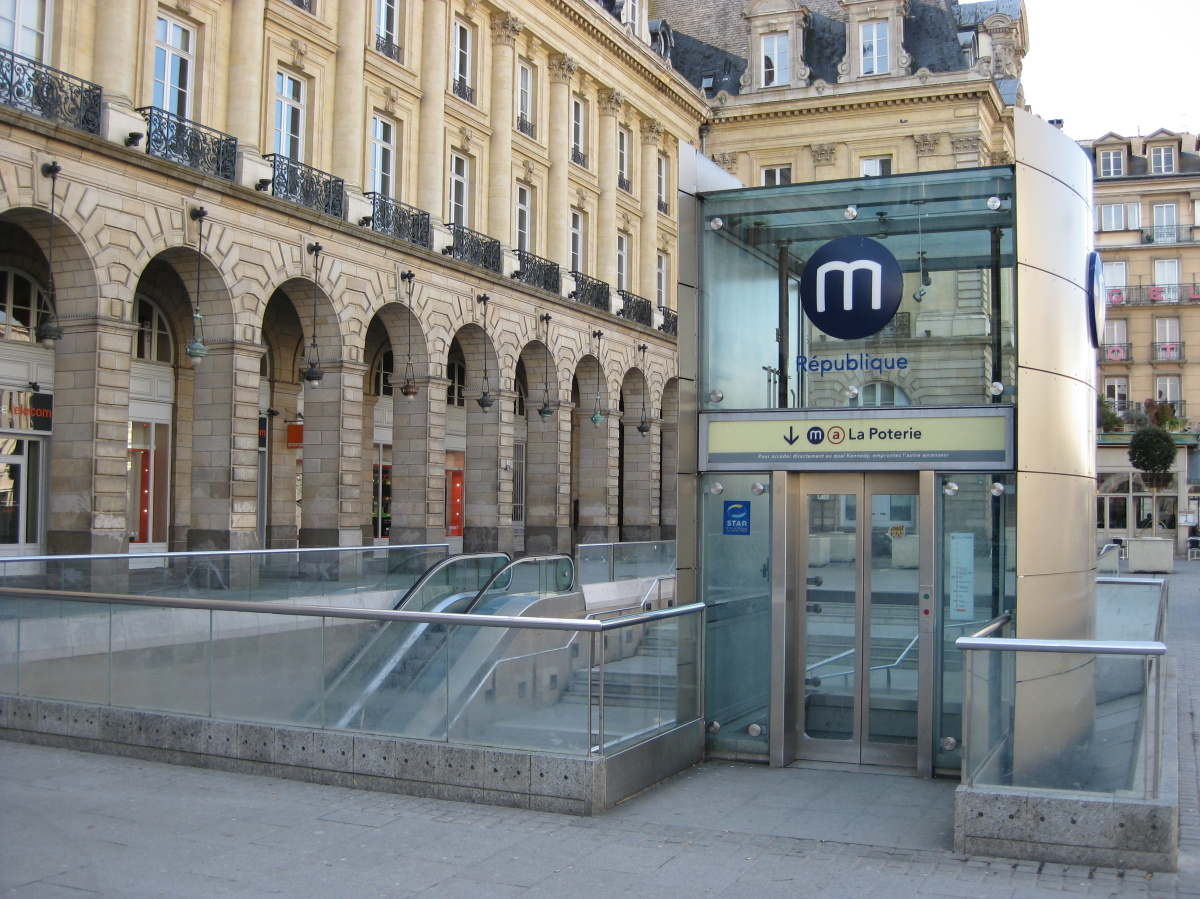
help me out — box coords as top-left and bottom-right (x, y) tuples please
(799, 472), (922, 766)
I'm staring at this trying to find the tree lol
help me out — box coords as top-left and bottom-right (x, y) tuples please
(1128, 426), (1177, 533)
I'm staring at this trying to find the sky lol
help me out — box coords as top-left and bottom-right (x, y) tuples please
(1018, 0), (1195, 141)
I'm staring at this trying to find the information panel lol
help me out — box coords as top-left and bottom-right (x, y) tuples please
(701, 406), (1012, 471)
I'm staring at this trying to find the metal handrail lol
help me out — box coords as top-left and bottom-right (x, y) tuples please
(954, 635), (1166, 655)
(0, 543), (447, 566)
(965, 612), (1011, 639)
(0, 584), (702, 632)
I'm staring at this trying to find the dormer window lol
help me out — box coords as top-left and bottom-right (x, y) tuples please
(1151, 146), (1176, 174)
(762, 32), (789, 86)
(701, 74), (714, 91)
(1098, 149), (1124, 177)
(861, 21), (889, 75)
(957, 30), (977, 67)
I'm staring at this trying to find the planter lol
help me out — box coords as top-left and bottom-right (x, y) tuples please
(1127, 537), (1174, 573)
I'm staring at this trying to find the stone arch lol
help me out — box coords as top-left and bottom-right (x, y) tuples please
(618, 365), (658, 542)
(516, 337), (567, 554)
(570, 354), (615, 546)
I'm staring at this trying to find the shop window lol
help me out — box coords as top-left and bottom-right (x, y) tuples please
(0, 438), (41, 546)
(371, 444), (392, 539)
(512, 442), (526, 523)
(127, 422), (170, 546)
(135, 296), (174, 364)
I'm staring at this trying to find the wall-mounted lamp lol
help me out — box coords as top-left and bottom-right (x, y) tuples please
(637, 344), (650, 435)
(28, 381), (40, 393)
(538, 313), (554, 420)
(185, 207), (209, 366)
(303, 242), (325, 386)
(255, 178), (273, 192)
(265, 408), (281, 417)
(398, 270), (419, 398)
(36, 162), (64, 349)
(590, 330), (604, 426)
(125, 132), (144, 147)
(475, 294), (494, 409)
(358, 215), (374, 227)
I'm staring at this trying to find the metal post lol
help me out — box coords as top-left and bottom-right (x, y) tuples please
(598, 629), (607, 752)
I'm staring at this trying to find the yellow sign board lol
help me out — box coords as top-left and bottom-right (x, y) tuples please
(702, 408), (1012, 471)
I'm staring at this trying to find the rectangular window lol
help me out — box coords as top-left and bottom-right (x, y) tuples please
(762, 165), (792, 186)
(369, 115), (395, 196)
(616, 232), (629, 291)
(861, 21), (889, 75)
(452, 19), (472, 98)
(1127, 203), (1141, 230)
(375, 0), (402, 60)
(570, 210), (584, 272)
(154, 14), (193, 118)
(861, 155), (892, 177)
(274, 71), (304, 159)
(656, 252), (668, 306)
(515, 183), (532, 252)
(1151, 146), (1176, 174)
(1099, 204), (1125, 231)
(1155, 317), (1181, 360)
(1103, 261), (1126, 289)
(1104, 318), (1127, 346)
(762, 32), (789, 86)
(1104, 377), (1128, 407)
(617, 127), (631, 190)
(1152, 203), (1177, 242)
(517, 61), (534, 136)
(571, 97), (587, 166)
(0, 0), (47, 60)
(1155, 259), (1180, 301)
(449, 151), (470, 226)
(1099, 149), (1124, 177)
(657, 154), (668, 210)
(1156, 374), (1181, 403)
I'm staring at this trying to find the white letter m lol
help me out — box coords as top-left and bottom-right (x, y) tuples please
(815, 260), (882, 313)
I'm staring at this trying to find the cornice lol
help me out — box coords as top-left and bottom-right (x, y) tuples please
(709, 85), (1004, 125)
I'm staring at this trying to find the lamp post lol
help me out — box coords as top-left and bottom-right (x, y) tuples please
(637, 343), (650, 434)
(475, 294), (493, 409)
(538, 313), (553, 420)
(185, 207), (209, 366)
(303, 242), (324, 386)
(590, 329), (604, 426)
(398, 270), (419, 398)
(35, 162), (64, 349)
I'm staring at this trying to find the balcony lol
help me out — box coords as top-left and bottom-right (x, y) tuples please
(516, 113), (535, 139)
(511, 249), (560, 293)
(374, 34), (403, 63)
(452, 77), (475, 104)
(0, 46), (101, 134)
(135, 107), (237, 180)
(1100, 343), (1132, 363)
(1105, 283), (1200, 305)
(618, 175), (632, 194)
(1152, 342), (1185, 362)
(657, 198), (669, 215)
(363, 193), (430, 249)
(569, 271), (610, 312)
(658, 306), (678, 337)
(263, 155), (344, 217)
(1141, 226), (1193, 245)
(1112, 399), (1187, 420)
(442, 222), (501, 273)
(571, 147), (588, 169)
(875, 311), (911, 339)
(617, 290), (653, 326)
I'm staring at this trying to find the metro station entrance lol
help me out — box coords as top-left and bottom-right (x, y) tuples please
(775, 472), (935, 770)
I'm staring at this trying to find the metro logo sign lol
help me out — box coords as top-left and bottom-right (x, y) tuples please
(799, 236), (903, 340)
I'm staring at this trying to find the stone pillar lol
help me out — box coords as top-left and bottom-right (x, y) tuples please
(462, 387), (514, 554)
(332, 0), (368, 189)
(390, 377), (449, 546)
(620, 417), (660, 541)
(188, 341), (266, 552)
(417, 0), (450, 220)
(573, 397), (618, 546)
(267, 382), (301, 548)
(639, 118), (664, 301)
(487, 14), (523, 241)
(547, 54), (578, 269)
(298, 362), (367, 547)
(596, 89), (623, 288)
(523, 395), (572, 555)
(228, 0), (270, 188)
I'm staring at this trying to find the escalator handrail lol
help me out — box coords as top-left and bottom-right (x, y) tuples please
(461, 553), (576, 615)
(394, 551), (511, 611)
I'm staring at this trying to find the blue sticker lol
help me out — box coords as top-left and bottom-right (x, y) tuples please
(723, 500), (751, 535)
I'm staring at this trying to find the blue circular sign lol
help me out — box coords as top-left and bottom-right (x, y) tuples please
(1086, 250), (1105, 349)
(799, 236), (904, 340)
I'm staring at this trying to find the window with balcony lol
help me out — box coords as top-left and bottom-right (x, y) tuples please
(861, 21), (889, 75)
(571, 97), (588, 167)
(1099, 204), (1125, 232)
(1098, 149), (1124, 177)
(369, 115), (396, 197)
(762, 166), (792, 187)
(1152, 203), (1178, 243)
(861, 155), (892, 177)
(448, 151), (471, 226)
(1103, 261), (1127, 290)
(1156, 374), (1181, 405)
(517, 61), (535, 137)
(515, 183), (532, 252)
(570, 210), (585, 272)
(1151, 146), (1176, 174)
(1155, 258), (1180, 302)
(762, 32), (789, 86)
(375, 0), (403, 62)
(451, 19), (474, 103)
(1104, 377), (1128, 411)
(153, 14), (193, 118)
(656, 252), (668, 306)
(274, 71), (305, 159)
(1104, 318), (1127, 350)
(0, 0), (48, 59)
(657, 154), (669, 213)
(1155, 317), (1181, 361)
(617, 127), (632, 192)
(616, 232), (629, 291)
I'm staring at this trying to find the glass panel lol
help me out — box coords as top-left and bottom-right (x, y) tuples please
(804, 492), (856, 741)
(399, 553), (509, 613)
(610, 541), (676, 580)
(151, 423), (170, 543)
(867, 492), (919, 745)
(110, 607), (210, 714)
(0, 461), (21, 544)
(0, 595), (18, 694)
(17, 600), (111, 703)
(701, 473), (772, 753)
(24, 438), (38, 541)
(576, 544), (614, 584)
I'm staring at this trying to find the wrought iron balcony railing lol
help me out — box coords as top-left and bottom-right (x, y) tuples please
(364, 193), (430, 249)
(1113, 399), (1187, 420)
(516, 113), (535, 139)
(442, 222), (501, 273)
(657, 198), (670, 215)
(1105, 283), (1200, 305)
(375, 34), (403, 63)
(263, 154), (345, 218)
(658, 305), (678, 337)
(135, 107), (236, 180)
(571, 147), (588, 168)
(875, 311), (911, 339)
(617, 290), (653, 326)
(452, 77), (475, 104)
(0, 46), (101, 134)
(1100, 343), (1132, 363)
(511, 249), (560, 293)
(1142, 226), (1193, 245)
(1153, 342), (1184, 362)
(617, 175), (632, 193)
(569, 271), (610, 312)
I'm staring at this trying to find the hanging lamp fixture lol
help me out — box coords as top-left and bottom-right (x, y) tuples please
(475, 294), (494, 409)
(303, 242), (325, 386)
(185, 207), (209, 366)
(590, 329), (605, 426)
(538, 313), (554, 420)
(912, 199), (929, 303)
(637, 343), (650, 435)
(398, 270), (419, 398)
(35, 162), (65, 349)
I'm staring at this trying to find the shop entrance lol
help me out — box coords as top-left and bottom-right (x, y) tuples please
(793, 472), (930, 768)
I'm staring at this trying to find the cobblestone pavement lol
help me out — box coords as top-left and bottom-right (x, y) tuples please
(2, 563), (1199, 898)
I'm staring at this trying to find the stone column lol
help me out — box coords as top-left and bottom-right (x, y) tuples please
(487, 14), (523, 241)
(547, 54), (578, 269)
(620, 417), (660, 541)
(298, 362), (367, 546)
(596, 89), (623, 288)
(416, 0), (450, 220)
(332, 0), (368, 189)
(91, 0), (145, 143)
(522, 391), (572, 554)
(462, 387), (514, 554)
(390, 377), (449, 546)
(188, 340), (266, 552)
(639, 118), (664, 301)
(573, 395), (618, 545)
(228, 0), (267, 143)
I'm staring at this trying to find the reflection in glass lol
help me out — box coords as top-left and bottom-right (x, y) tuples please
(867, 493), (919, 745)
(804, 493), (856, 741)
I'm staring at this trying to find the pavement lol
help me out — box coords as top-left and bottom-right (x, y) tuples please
(2, 563), (1199, 898)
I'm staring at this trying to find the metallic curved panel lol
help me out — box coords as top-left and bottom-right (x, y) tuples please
(1016, 369), (1097, 478)
(1016, 165), (1093, 287)
(1012, 569), (1096, 639)
(1015, 472), (1099, 577)
(1014, 108), (1094, 200)
(1016, 266), (1097, 385)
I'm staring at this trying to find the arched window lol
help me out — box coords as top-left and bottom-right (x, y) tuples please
(848, 381), (910, 407)
(446, 342), (466, 408)
(371, 348), (394, 397)
(134, 296), (173, 364)
(0, 268), (51, 344)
